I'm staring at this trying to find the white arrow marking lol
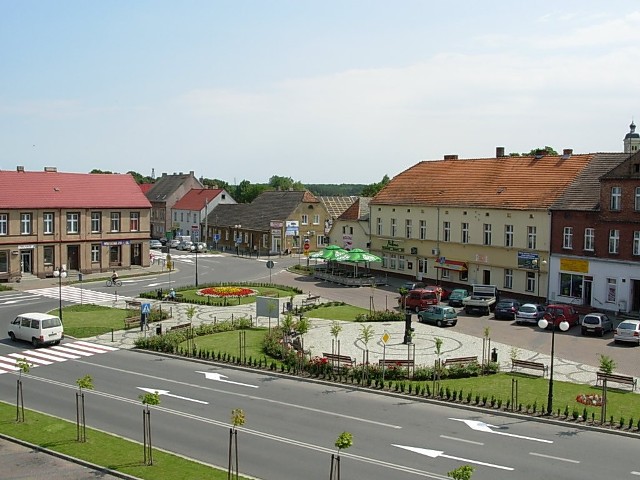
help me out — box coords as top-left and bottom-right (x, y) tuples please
(137, 387), (209, 404)
(2, 299), (32, 304)
(147, 282), (173, 287)
(392, 444), (514, 471)
(450, 418), (553, 443)
(196, 371), (259, 389)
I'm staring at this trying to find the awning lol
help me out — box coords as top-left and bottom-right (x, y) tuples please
(434, 259), (468, 271)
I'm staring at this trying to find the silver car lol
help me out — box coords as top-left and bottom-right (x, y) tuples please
(614, 320), (640, 345)
(581, 313), (614, 337)
(515, 303), (546, 325)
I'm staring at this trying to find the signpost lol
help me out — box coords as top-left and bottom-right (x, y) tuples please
(381, 331), (390, 384)
(266, 260), (275, 283)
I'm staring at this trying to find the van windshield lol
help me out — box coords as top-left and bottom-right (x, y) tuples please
(42, 318), (62, 329)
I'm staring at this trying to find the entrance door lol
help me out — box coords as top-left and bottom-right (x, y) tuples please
(482, 269), (491, 285)
(20, 250), (32, 274)
(67, 245), (79, 270)
(583, 279), (592, 307)
(272, 236), (281, 254)
(633, 280), (640, 312)
(130, 243), (142, 266)
(417, 258), (427, 280)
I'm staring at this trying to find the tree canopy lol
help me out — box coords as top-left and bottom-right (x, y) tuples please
(361, 174), (390, 197)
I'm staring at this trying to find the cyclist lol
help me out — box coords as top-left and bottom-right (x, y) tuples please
(111, 270), (119, 285)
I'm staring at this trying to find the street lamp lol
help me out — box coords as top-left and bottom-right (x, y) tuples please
(53, 265), (67, 322)
(538, 314), (569, 415)
(190, 244), (199, 286)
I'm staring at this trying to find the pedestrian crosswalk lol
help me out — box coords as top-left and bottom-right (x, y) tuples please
(0, 341), (118, 375)
(24, 285), (133, 305)
(151, 251), (220, 264)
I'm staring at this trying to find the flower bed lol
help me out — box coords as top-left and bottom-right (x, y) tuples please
(196, 286), (257, 298)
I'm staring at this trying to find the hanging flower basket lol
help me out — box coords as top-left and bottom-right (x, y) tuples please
(196, 286), (257, 298)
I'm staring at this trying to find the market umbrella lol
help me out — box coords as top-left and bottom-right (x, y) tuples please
(335, 248), (382, 276)
(309, 245), (348, 260)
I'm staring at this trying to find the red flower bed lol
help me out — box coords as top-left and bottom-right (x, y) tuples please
(197, 286), (257, 298)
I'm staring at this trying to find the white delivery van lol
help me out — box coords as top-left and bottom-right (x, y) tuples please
(8, 312), (64, 347)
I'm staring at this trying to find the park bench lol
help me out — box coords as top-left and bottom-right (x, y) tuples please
(596, 372), (637, 391)
(169, 323), (191, 332)
(125, 300), (142, 309)
(442, 356), (478, 367)
(302, 294), (321, 306)
(322, 353), (355, 371)
(511, 359), (548, 377)
(378, 359), (415, 369)
(124, 317), (139, 329)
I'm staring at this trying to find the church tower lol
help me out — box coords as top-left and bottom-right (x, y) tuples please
(624, 121), (640, 153)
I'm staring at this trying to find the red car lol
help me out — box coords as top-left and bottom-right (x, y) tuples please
(424, 285), (452, 301)
(400, 289), (439, 312)
(543, 304), (580, 328)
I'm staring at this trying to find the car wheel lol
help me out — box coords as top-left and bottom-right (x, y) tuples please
(452, 321), (457, 326)
(614, 339), (620, 344)
(436, 320), (443, 327)
(31, 337), (39, 348)
(54, 340), (61, 345)
(599, 329), (604, 337)
(9, 332), (16, 341)
(581, 328), (586, 335)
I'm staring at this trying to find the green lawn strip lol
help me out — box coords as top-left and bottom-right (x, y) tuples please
(0, 401), (250, 479)
(49, 304), (128, 338)
(186, 328), (270, 362)
(419, 373), (639, 421)
(302, 304), (369, 321)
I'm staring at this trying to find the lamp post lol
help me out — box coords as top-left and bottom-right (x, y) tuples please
(538, 313), (569, 415)
(53, 265), (67, 322)
(190, 244), (199, 287)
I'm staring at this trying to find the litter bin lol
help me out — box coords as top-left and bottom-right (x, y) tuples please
(156, 325), (162, 335)
(491, 347), (498, 363)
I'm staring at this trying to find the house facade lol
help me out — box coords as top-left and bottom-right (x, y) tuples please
(0, 168), (152, 281)
(171, 187), (236, 243)
(328, 197), (371, 251)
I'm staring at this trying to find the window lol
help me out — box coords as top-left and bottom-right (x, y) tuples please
(610, 186), (621, 211)
(398, 255), (405, 270)
(483, 224), (492, 245)
(461, 223), (469, 244)
(560, 273), (583, 298)
(443, 221), (450, 242)
(504, 269), (513, 289)
(635, 232), (640, 256)
(91, 212), (101, 233)
(110, 213), (121, 232)
(20, 213), (31, 235)
(376, 218), (382, 236)
(390, 218), (397, 237)
(609, 229), (619, 254)
(419, 220), (427, 240)
(301, 214), (308, 225)
(606, 278), (617, 303)
(317, 235), (326, 247)
(526, 271), (536, 292)
(225, 230), (229, 241)
(91, 244), (100, 263)
(43, 246), (54, 265)
(584, 228), (594, 251)
(244, 233), (248, 243)
(389, 254), (397, 269)
(382, 254), (388, 268)
(636, 187), (640, 211)
(0, 214), (6, 235)
(262, 234), (268, 247)
(562, 226), (573, 249)
(0, 251), (7, 273)
(313, 214), (320, 225)
(130, 212), (140, 232)
(504, 225), (513, 247)
(43, 213), (54, 235)
(441, 268), (450, 280)
(527, 226), (537, 249)
(405, 219), (412, 239)
(459, 270), (468, 282)
(173, 212), (177, 221)
(180, 212), (184, 222)
(67, 212), (79, 234)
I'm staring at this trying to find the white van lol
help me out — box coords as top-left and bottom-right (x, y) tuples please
(8, 312), (64, 347)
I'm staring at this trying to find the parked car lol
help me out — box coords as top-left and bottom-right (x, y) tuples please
(8, 312), (64, 347)
(494, 299), (521, 320)
(169, 239), (180, 249)
(149, 239), (163, 249)
(403, 281), (425, 291)
(581, 313), (614, 336)
(424, 285), (452, 301)
(159, 237), (168, 245)
(614, 319), (640, 345)
(193, 242), (207, 252)
(542, 304), (580, 328)
(515, 303), (546, 325)
(178, 241), (194, 251)
(400, 289), (439, 312)
(417, 305), (458, 327)
(448, 288), (469, 307)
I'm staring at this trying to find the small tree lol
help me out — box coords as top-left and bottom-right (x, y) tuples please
(398, 287), (409, 310)
(229, 408), (246, 480)
(139, 391), (161, 465)
(598, 354), (616, 374)
(330, 432), (353, 479)
(359, 325), (375, 383)
(433, 338), (443, 393)
(185, 305), (197, 356)
(448, 465), (474, 480)
(75, 375), (94, 442)
(330, 320), (342, 355)
(15, 358), (30, 422)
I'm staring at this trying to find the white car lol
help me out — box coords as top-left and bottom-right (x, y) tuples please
(149, 239), (163, 249)
(169, 239), (180, 249)
(614, 320), (640, 345)
(515, 303), (546, 325)
(8, 312), (64, 347)
(178, 241), (194, 251)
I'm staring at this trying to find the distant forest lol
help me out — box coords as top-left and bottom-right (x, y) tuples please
(304, 184), (366, 196)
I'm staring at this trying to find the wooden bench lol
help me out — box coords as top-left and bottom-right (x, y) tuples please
(443, 356), (478, 367)
(379, 359), (415, 369)
(125, 300), (142, 309)
(302, 294), (320, 306)
(511, 359), (548, 377)
(169, 323), (191, 332)
(322, 353), (355, 371)
(596, 372), (637, 391)
(124, 317), (139, 329)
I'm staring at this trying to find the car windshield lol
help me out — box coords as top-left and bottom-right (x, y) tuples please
(618, 322), (638, 330)
(583, 316), (599, 325)
(497, 301), (514, 308)
(520, 305), (536, 313)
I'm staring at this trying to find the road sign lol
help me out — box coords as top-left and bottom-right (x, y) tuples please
(266, 260), (275, 269)
(141, 303), (151, 314)
(304, 243), (310, 251)
(382, 332), (390, 344)
(213, 233), (220, 242)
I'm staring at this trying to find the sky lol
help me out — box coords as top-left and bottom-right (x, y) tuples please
(1, 1), (640, 185)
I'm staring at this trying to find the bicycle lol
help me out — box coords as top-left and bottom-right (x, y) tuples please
(106, 279), (122, 287)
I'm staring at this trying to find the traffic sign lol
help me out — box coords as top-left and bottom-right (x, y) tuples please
(213, 233), (220, 242)
(304, 243), (310, 251)
(382, 332), (390, 344)
(141, 303), (151, 314)
(266, 260), (275, 269)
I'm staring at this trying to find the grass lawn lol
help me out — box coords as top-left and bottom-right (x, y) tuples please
(187, 328), (270, 362)
(302, 304), (369, 321)
(0, 401), (250, 479)
(49, 305), (129, 338)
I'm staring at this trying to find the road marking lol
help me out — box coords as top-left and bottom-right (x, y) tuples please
(439, 435), (484, 446)
(197, 371), (259, 388)
(450, 418), (553, 443)
(25, 286), (133, 305)
(7, 353), (53, 366)
(529, 452), (580, 463)
(137, 387), (209, 405)
(393, 444), (514, 471)
(631, 471), (640, 476)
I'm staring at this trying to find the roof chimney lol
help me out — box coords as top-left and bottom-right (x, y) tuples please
(496, 147), (505, 158)
(44, 166), (57, 172)
(562, 148), (573, 157)
(443, 154), (458, 160)
(16, 165), (24, 172)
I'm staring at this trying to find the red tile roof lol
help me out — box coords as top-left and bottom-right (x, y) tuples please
(372, 154), (597, 210)
(172, 188), (223, 210)
(0, 170), (152, 209)
(139, 183), (154, 195)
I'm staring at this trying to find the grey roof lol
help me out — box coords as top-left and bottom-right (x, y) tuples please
(318, 196), (358, 219)
(206, 190), (318, 230)
(146, 173), (202, 202)
(550, 153), (629, 211)
(600, 150), (640, 179)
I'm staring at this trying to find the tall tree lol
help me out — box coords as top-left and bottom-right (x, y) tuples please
(201, 177), (231, 192)
(361, 174), (390, 197)
(269, 175), (304, 191)
(233, 180), (267, 203)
